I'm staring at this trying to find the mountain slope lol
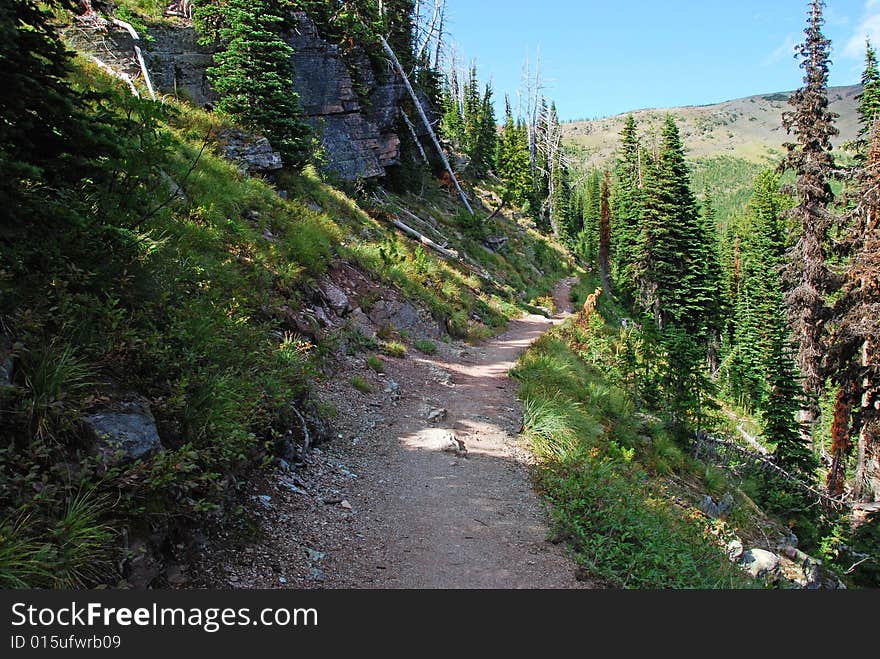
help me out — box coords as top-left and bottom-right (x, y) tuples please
(564, 85), (861, 170)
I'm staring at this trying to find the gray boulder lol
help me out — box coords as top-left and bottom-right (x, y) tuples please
(84, 396), (163, 464)
(217, 130), (283, 174)
(368, 300), (423, 335)
(740, 548), (781, 580)
(320, 281), (350, 315)
(699, 492), (735, 519)
(726, 538), (745, 562)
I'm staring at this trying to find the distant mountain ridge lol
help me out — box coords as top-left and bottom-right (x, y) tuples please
(563, 84), (861, 170)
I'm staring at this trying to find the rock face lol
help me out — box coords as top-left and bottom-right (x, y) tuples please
(368, 300), (427, 336)
(69, 13), (417, 181)
(145, 26), (217, 107)
(84, 396), (163, 464)
(284, 12), (406, 180)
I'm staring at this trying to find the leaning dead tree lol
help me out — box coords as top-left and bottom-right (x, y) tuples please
(380, 35), (474, 215)
(110, 18), (157, 100)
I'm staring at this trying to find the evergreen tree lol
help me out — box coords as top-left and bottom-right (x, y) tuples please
(781, 0), (839, 453)
(729, 172), (789, 409)
(765, 326), (814, 474)
(200, 0), (311, 167)
(497, 99), (534, 209)
(610, 115), (643, 300)
(0, 0), (113, 221)
(857, 39), (880, 145)
(440, 67), (465, 148)
(635, 116), (703, 332)
(465, 82), (497, 178)
(827, 119), (880, 500)
(578, 171), (602, 263)
(598, 171), (612, 292)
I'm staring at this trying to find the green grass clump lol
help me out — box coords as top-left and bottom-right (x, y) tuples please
(514, 318), (755, 589)
(381, 341), (407, 358)
(414, 339), (437, 355)
(350, 376), (372, 394)
(366, 355), (385, 373)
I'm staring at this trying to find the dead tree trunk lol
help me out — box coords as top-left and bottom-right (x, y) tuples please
(380, 36), (474, 215)
(400, 109), (428, 164)
(111, 18), (157, 101)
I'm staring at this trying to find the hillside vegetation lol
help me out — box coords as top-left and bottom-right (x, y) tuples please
(563, 84), (860, 170)
(0, 1), (570, 587)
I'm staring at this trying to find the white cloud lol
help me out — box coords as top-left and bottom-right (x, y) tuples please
(844, 2), (880, 59)
(764, 34), (798, 67)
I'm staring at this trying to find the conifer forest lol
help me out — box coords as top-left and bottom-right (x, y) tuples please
(0, 0), (877, 592)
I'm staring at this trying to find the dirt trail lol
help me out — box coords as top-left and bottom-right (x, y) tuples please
(195, 278), (585, 589)
(327, 276), (582, 588)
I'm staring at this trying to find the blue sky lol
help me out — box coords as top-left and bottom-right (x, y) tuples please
(442, 0), (880, 121)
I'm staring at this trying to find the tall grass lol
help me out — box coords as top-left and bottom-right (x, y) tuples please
(515, 313), (755, 589)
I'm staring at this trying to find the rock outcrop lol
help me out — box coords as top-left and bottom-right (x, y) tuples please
(67, 13), (419, 181)
(216, 129), (284, 175)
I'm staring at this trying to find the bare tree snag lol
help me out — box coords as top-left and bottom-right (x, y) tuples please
(111, 18), (157, 101)
(86, 54), (140, 97)
(400, 109), (429, 164)
(379, 35), (474, 215)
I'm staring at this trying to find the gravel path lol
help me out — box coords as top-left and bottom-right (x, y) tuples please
(193, 278), (587, 589)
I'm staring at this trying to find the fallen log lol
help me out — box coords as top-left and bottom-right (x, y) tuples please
(390, 218), (459, 260)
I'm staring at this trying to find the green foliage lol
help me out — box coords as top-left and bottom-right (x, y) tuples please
(381, 341), (407, 358)
(17, 341), (95, 443)
(515, 324), (754, 589)
(609, 115), (643, 299)
(0, 489), (115, 588)
(197, 0), (311, 167)
(496, 103), (535, 209)
(0, 0), (118, 223)
(441, 64), (497, 178)
(350, 376), (372, 394)
(366, 354), (385, 373)
(414, 339), (437, 355)
(857, 39), (880, 147)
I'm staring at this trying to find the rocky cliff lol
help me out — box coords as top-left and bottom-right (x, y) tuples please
(66, 13), (420, 181)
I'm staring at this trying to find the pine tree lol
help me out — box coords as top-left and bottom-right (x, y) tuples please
(465, 82), (497, 178)
(694, 191), (725, 370)
(598, 171), (612, 292)
(579, 171), (602, 263)
(635, 116), (702, 332)
(781, 0), (839, 452)
(857, 40), (880, 145)
(611, 115), (643, 300)
(765, 325), (814, 474)
(0, 0), (113, 221)
(200, 0), (311, 168)
(497, 99), (534, 209)
(440, 67), (465, 148)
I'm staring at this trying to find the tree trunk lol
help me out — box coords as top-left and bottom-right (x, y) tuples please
(827, 389), (852, 498)
(380, 36), (473, 216)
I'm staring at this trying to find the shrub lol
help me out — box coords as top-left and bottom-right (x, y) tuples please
(350, 376), (371, 394)
(381, 341), (407, 358)
(414, 339), (437, 355)
(366, 355), (385, 373)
